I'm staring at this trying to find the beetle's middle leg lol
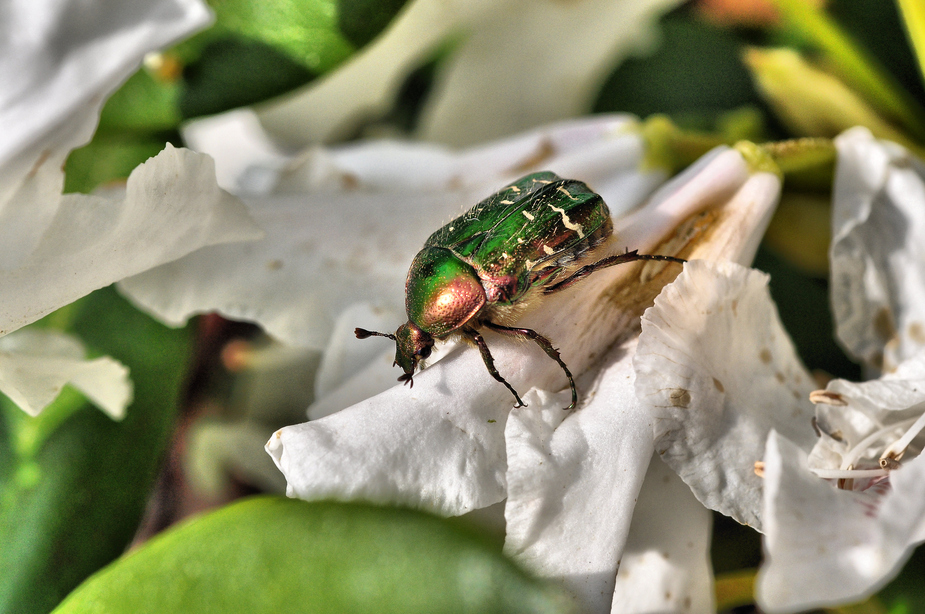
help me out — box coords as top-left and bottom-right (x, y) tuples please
(483, 321), (577, 411)
(462, 327), (526, 408)
(543, 249), (686, 295)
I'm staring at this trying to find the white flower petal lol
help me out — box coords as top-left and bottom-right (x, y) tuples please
(504, 338), (653, 614)
(615, 143), (780, 266)
(306, 348), (402, 421)
(0, 329), (131, 418)
(0, 145), (262, 336)
(181, 109), (291, 193)
(256, 0), (679, 147)
(120, 117), (666, 349)
(635, 260), (816, 529)
(267, 345), (514, 515)
(758, 430), (925, 613)
(0, 0), (211, 268)
(313, 302), (404, 401)
(415, 0), (682, 146)
(611, 456), (714, 614)
(831, 127), (925, 371)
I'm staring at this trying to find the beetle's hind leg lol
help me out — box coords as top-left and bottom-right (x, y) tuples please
(483, 321), (577, 411)
(462, 327), (527, 408)
(543, 249), (686, 295)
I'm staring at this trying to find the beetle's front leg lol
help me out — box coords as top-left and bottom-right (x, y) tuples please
(483, 321), (577, 411)
(462, 327), (526, 408)
(542, 249), (686, 295)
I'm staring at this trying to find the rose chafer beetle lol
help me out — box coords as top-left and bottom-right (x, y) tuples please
(356, 171), (684, 410)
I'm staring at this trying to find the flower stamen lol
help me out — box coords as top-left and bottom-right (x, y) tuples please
(879, 403), (925, 465)
(839, 416), (919, 471)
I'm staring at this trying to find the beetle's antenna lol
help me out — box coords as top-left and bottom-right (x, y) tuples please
(355, 328), (397, 341)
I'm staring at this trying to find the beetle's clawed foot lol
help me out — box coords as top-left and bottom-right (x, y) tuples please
(397, 373), (414, 388)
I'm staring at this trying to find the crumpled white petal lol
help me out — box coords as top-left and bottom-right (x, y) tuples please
(611, 455), (714, 614)
(635, 260), (816, 529)
(0, 0), (211, 269)
(503, 337), (714, 614)
(0, 329), (131, 418)
(503, 338), (652, 613)
(758, 429), (925, 613)
(0, 145), (262, 336)
(120, 116), (666, 349)
(256, 0), (681, 147)
(831, 127), (925, 371)
(267, 344), (513, 515)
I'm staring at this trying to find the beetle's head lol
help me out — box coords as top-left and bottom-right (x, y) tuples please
(354, 322), (434, 387)
(393, 321), (434, 386)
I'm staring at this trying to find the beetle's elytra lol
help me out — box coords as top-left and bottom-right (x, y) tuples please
(355, 171), (685, 410)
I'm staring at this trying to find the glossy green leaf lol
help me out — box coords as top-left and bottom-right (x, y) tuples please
(63, 136), (169, 194)
(897, 0), (925, 88)
(97, 69), (181, 133)
(769, 0), (925, 142)
(54, 497), (574, 614)
(337, 0), (410, 48)
(0, 288), (192, 614)
(206, 0), (354, 74)
(179, 37), (315, 118)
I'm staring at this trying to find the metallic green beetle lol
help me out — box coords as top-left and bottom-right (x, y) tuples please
(356, 171), (684, 410)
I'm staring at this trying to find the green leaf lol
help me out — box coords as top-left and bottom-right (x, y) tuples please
(97, 69), (181, 133)
(63, 136), (168, 194)
(179, 37), (315, 119)
(768, 0), (925, 142)
(0, 287), (192, 614)
(206, 0), (354, 74)
(337, 0), (410, 48)
(53, 497), (574, 614)
(897, 0), (925, 89)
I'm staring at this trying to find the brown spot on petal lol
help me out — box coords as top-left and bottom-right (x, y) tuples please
(340, 172), (360, 190)
(775, 371), (785, 383)
(266, 259), (283, 270)
(909, 322), (925, 344)
(713, 377), (725, 393)
(874, 307), (897, 342)
(28, 149), (51, 178)
(669, 388), (692, 407)
(759, 348), (772, 364)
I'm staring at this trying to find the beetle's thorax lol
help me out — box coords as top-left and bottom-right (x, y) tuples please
(405, 247), (486, 337)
